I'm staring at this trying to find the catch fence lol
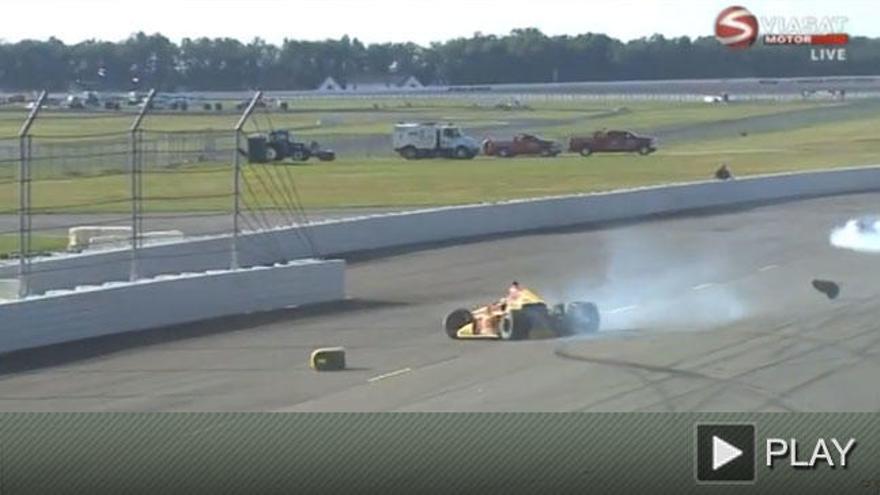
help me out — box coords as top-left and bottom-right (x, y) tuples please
(1, 91), (320, 299)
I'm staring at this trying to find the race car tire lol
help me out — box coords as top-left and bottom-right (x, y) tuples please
(550, 303), (574, 337)
(499, 310), (530, 341)
(561, 301), (600, 335)
(310, 347), (346, 371)
(551, 303), (566, 320)
(444, 308), (474, 339)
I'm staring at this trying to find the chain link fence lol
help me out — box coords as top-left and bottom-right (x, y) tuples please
(0, 93), (324, 299)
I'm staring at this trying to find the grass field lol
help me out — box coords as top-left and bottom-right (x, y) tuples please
(0, 99), (828, 138)
(0, 234), (66, 257)
(1, 139), (878, 213)
(0, 97), (878, 215)
(1, 96), (879, 256)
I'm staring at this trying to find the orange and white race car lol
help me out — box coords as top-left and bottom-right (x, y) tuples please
(443, 282), (600, 341)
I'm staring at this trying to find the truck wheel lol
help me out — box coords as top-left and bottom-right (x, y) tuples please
(638, 146), (651, 156)
(579, 147), (593, 157)
(401, 147), (418, 160)
(499, 310), (530, 341)
(444, 309), (474, 339)
(497, 148), (513, 158)
(454, 146), (471, 159)
(540, 149), (554, 157)
(560, 302), (600, 335)
(265, 147), (278, 161)
(291, 150), (307, 161)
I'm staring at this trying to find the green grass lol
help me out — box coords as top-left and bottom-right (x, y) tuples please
(676, 113), (880, 152)
(2, 135), (877, 214)
(0, 234), (67, 257)
(0, 97), (877, 216)
(539, 101), (831, 138)
(0, 99), (826, 139)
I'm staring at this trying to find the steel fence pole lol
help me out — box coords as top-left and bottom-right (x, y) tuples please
(17, 90), (46, 299)
(128, 89), (156, 282)
(232, 129), (241, 269)
(231, 91), (263, 270)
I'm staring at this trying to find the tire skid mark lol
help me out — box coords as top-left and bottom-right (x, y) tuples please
(583, 307), (880, 412)
(555, 346), (797, 412)
(554, 308), (878, 412)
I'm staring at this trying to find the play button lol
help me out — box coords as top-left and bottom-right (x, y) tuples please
(712, 435), (743, 470)
(696, 424), (756, 483)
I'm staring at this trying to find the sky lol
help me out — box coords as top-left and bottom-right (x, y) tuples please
(0, 0), (876, 45)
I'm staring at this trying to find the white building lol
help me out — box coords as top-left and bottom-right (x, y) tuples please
(398, 75), (424, 90)
(317, 76), (345, 92)
(315, 75), (425, 93)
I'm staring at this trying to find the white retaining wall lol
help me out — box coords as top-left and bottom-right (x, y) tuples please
(3, 165), (880, 295)
(0, 259), (345, 354)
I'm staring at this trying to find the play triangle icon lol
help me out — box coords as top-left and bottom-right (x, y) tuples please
(712, 435), (743, 471)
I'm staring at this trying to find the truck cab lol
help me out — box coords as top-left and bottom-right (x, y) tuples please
(482, 133), (562, 158)
(393, 123), (480, 160)
(569, 129), (657, 156)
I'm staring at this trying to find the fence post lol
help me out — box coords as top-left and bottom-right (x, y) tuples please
(17, 90), (47, 299)
(128, 89), (156, 282)
(231, 91), (263, 270)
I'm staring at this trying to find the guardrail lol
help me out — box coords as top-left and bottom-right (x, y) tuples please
(0, 259), (345, 354)
(3, 165), (880, 296)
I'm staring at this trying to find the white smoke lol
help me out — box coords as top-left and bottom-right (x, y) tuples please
(544, 229), (752, 334)
(830, 217), (880, 253)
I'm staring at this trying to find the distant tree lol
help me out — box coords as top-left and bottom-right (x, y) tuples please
(0, 30), (878, 91)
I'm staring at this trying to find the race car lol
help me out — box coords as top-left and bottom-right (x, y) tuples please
(443, 284), (600, 341)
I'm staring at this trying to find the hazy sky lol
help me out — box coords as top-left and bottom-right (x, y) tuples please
(1, 0), (876, 45)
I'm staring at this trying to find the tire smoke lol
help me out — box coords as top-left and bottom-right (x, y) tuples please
(830, 217), (880, 253)
(548, 229), (752, 333)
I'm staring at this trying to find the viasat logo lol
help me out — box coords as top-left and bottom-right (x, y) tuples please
(715, 6), (759, 49)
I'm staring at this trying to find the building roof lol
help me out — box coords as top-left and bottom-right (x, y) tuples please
(320, 74), (423, 90)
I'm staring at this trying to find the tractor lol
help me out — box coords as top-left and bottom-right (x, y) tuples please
(247, 130), (336, 163)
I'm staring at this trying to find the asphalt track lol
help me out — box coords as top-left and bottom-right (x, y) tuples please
(2, 192), (880, 412)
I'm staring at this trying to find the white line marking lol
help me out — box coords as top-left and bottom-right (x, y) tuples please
(608, 305), (638, 314)
(692, 283), (717, 291)
(368, 368), (412, 383)
(759, 264), (779, 272)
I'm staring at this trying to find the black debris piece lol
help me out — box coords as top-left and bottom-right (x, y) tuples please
(812, 279), (840, 300)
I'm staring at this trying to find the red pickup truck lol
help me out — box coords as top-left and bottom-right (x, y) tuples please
(482, 134), (563, 158)
(569, 130), (657, 156)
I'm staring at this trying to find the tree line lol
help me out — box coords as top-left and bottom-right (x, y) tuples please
(0, 29), (877, 92)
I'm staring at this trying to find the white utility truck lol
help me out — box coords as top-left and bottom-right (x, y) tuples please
(392, 123), (480, 160)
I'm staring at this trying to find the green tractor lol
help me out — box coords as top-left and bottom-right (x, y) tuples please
(247, 130), (336, 164)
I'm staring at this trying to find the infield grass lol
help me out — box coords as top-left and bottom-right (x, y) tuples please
(0, 97), (876, 215)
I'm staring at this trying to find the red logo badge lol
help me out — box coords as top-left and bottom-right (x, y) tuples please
(715, 6), (759, 49)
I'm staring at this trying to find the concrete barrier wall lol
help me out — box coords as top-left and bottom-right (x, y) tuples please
(0, 259), (345, 354)
(290, 165), (880, 254)
(3, 165), (880, 295)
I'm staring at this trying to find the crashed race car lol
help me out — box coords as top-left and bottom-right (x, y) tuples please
(444, 283), (600, 341)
